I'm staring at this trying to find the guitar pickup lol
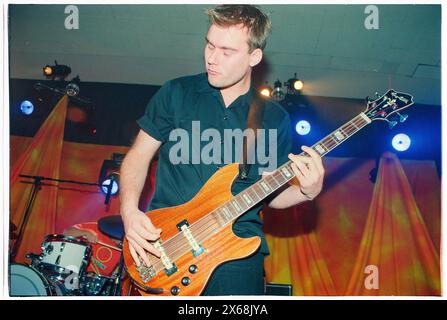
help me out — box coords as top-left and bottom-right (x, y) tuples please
(177, 220), (205, 257)
(153, 241), (177, 276)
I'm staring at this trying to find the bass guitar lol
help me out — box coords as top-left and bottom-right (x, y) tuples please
(123, 89), (414, 296)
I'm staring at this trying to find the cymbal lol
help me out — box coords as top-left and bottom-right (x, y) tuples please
(98, 215), (124, 241)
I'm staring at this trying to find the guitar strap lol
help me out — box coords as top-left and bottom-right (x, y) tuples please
(238, 92), (267, 180)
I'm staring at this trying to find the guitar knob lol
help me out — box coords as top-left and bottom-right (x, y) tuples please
(189, 264), (198, 274)
(181, 277), (191, 286)
(171, 286), (180, 295)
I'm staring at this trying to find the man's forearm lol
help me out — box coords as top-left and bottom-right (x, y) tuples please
(119, 150), (152, 215)
(267, 184), (311, 209)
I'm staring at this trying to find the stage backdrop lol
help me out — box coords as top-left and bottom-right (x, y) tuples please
(10, 105), (440, 296)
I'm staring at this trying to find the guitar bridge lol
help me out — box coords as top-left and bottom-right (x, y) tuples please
(136, 258), (156, 283)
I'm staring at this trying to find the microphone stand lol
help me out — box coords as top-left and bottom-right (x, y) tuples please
(10, 174), (99, 262)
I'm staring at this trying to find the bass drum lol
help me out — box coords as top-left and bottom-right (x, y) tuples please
(9, 263), (72, 296)
(9, 264), (53, 296)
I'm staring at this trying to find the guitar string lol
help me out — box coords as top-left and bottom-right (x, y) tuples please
(140, 116), (369, 272)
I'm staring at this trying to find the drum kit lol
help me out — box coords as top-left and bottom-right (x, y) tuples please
(10, 216), (127, 297)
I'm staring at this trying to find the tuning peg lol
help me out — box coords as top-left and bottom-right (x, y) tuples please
(388, 120), (398, 129)
(375, 92), (382, 98)
(396, 113), (408, 123)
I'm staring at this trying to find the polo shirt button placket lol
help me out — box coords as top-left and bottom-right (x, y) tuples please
(223, 115), (228, 120)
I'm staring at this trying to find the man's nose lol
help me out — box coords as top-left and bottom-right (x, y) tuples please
(207, 49), (218, 64)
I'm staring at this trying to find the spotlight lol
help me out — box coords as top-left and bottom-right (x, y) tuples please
(272, 79), (285, 101)
(98, 154), (124, 204)
(43, 60), (71, 80)
(19, 100), (34, 115)
(65, 76), (81, 97)
(293, 80), (304, 91)
(295, 120), (311, 135)
(259, 82), (272, 98)
(392, 133), (411, 152)
(43, 66), (53, 77)
(286, 73), (304, 93)
(100, 172), (120, 196)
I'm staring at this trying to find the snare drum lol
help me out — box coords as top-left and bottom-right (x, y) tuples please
(38, 234), (92, 277)
(10, 264), (52, 296)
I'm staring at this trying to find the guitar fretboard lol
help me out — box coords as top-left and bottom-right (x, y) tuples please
(213, 112), (372, 225)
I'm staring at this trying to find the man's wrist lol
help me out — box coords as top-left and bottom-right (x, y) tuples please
(120, 203), (139, 217)
(298, 188), (314, 201)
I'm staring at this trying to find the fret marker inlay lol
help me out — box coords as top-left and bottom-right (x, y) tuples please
(315, 144), (325, 154)
(231, 200), (242, 212)
(334, 131), (344, 141)
(242, 193), (252, 205)
(281, 167), (293, 178)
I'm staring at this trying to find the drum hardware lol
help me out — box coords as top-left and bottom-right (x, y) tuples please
(13, 232), (126, 296)
(11, 175), (100, 262)
(97, 240), (122, 252)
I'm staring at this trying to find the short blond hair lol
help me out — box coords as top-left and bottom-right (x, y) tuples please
(205, 5), (272, 53)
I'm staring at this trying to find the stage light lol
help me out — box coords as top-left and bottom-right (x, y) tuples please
(43, 66), (53, 77)
(19, 100), (34, 115)
(293, 80), (304, 91)
(66, 76), (81, 97)
(98, 154), (124, 204)
(295, 120), (311, 135)
(259, 83), (272, 98)
(272, 79), (285, 101)
(100, 172), (120, 196)
(286, 73), (304, 93)
(392, 133), (411, 152)
(42, 60), (71, 80)
(65, 83), (79, 96)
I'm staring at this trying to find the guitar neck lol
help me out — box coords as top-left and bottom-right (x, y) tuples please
(214, 112), (372, 224)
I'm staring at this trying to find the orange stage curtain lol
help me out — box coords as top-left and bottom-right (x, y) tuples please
(10, 95), (68, 263)
(263, 202), (337, 295)
(345, 152), (440, 295)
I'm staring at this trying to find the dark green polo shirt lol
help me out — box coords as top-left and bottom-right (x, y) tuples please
(137, 72), (292, 254)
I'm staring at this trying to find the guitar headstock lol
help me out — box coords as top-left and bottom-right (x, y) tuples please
(364, 89), (414, 127)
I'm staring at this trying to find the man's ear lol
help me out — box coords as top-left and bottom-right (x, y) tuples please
(249, 48), (263, 67)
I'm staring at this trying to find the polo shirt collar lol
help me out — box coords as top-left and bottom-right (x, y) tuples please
(196, 72), (255, 108)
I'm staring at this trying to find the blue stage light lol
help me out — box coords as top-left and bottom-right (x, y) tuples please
(100, 173), (120, 195)
(392, 133), (411, 152)
(295, 120), (311, 135)
(20, 100), (34, 115)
